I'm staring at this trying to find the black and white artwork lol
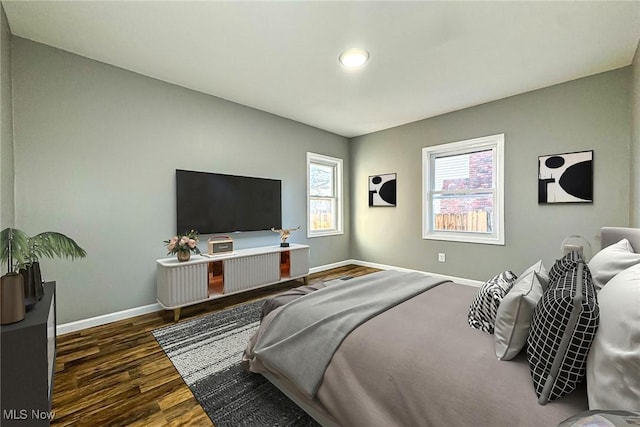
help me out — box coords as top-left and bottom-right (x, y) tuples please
(538, 150), (593, 204)
(369, 173), (397, 207)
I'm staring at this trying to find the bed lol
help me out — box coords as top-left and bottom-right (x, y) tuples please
(242, 227), (640, 426)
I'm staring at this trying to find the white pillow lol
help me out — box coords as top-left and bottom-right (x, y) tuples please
(494, 267), (546, 361)
(588, 238), (640, 292)
(586, 263), (640, 410)
(519, 260), (549, 290)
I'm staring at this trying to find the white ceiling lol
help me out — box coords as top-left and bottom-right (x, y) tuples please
(3, 1), (640, 138)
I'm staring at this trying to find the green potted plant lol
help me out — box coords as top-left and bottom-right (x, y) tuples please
(0, 228), (28, 323)
(1, 228), (87, 307)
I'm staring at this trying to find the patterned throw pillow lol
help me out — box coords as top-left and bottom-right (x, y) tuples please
(527, 256), (599, 404)
(468, 271), (518, 334)
(548, 250), (583, 284)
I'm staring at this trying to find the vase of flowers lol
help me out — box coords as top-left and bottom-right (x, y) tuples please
(175, 250), (189, 262)
(164, 230), (200, 262)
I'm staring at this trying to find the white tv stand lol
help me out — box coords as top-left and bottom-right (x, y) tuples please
(156, 244), (309, 321)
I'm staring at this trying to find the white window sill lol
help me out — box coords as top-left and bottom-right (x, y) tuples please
(307, 230), (344, 238)
(423, 232), (504, 246)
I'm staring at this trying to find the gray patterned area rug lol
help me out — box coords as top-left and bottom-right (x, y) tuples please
(152, 299), (320, 427)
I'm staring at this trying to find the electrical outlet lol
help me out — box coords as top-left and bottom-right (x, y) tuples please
(438, 253), (446, 262)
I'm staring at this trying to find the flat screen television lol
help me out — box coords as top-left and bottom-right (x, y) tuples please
(176, 169), (282, 234)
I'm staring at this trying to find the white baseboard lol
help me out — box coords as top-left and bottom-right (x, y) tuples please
(57, 259), (480, 335)
(308, 259), (353, 274)
(57, 303), (162, 336)
(349, 259), (484, 288)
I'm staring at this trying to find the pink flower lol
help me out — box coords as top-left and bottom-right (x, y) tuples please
(165, 231), (200, 256)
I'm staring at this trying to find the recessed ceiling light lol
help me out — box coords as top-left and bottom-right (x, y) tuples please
(339, 48), (369, 68)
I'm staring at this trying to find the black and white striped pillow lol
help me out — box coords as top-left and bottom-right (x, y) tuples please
(527, 255), (599, 404)
(468, 271), (518, 334)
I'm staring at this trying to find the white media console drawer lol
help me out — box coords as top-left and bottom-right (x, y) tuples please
(156, 244), (309, 320)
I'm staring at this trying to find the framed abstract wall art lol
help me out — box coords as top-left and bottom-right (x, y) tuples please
(538, 150), (593, 204)
(369, 173), (397, 207)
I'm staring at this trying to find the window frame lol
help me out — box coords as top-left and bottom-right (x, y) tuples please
(422, 134), (505, 245)
(307, 152), (344, 238)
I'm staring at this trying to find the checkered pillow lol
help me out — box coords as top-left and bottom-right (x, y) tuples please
(468, 271), (518, 334)
(548, 250), (582, 284)
(527, 257), (599, 404)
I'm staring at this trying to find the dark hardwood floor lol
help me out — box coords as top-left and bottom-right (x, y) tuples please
(50, 265), (379, 426)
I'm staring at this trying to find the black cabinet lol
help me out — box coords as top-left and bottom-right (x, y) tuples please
(1, 282), (56, 426)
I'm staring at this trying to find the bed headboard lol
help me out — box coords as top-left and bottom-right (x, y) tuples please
(601, 227), (640, 253)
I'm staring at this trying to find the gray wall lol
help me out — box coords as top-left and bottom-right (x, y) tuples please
(8, 34), (636, 324)
(0, 4), (13, 230)
(350, 68), (631, 281)
(12, 37), (350, 323)
(631, 39), (640, 228)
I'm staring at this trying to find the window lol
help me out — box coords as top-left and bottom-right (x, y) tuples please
(422, 134), (504, 245)
(307, 152), (343, 237)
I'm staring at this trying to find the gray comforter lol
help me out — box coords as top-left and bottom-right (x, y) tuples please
(252, 270), (447, 397)
(244, 273), (589, 426)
